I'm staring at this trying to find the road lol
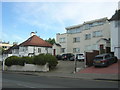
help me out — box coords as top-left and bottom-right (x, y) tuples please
(2, 72), (118, 88)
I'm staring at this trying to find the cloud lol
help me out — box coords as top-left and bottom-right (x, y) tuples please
(13, 2), (117, 27)
(9, 2), (118, 40)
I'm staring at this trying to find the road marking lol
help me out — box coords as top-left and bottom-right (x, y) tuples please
(17, 83), (36, 88)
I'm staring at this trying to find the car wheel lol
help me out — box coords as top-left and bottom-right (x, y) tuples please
(114, 57), (118, 63)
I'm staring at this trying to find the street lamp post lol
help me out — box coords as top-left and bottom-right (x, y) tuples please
(74, 57), (77, 73)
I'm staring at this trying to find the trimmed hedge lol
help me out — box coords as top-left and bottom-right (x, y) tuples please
(23, 56), (34, 64)
(5, 54), (58, 70)
(45, 54), (58, 69)
(34, 54), (46, 65)
(5, 56), (24, 66)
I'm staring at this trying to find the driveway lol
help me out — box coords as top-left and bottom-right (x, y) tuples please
(49, 60), (85, 74)
(79, 60), (120, 74)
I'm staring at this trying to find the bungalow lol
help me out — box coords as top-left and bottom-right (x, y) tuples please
(18, 32), (53, 57)
(109, 9), (120, 59)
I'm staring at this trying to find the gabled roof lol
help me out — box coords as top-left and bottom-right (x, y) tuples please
(109, 9), (120, 21)
(19, 35), (52, 47)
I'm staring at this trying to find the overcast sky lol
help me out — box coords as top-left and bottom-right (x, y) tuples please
(1, 0), (119, 44)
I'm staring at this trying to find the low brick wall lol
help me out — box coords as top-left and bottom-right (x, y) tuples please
(6, 63), (49, 72)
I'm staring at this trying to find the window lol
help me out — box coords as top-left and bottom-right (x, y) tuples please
(67, 28), (81, 34)
(59, 38), (66, 43)
(83, 24), (90, 30)
(73, 48), (80, 53)
(93, 31), (102, 37)
(61, 48), (65, 53)
(22, 47), (24, 52)
(92, 21), (104, 27)
(105, 55), (110, 59)
(38, 48), (41, 53)
(85, 34), (91, 40)
(73, 37), (80, 42)
(2, 46), (7, 48)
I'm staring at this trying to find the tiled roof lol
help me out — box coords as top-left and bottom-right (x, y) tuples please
(19, 35), (52, 47)
(109, 9), (120, 21)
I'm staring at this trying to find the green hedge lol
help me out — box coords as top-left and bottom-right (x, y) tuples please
(34, 54), (46, 65)
(5, 56), (24, 66)
(5, 54), (58, 69)
(45, 54), (58, 69)
(23, 56), (34, 64)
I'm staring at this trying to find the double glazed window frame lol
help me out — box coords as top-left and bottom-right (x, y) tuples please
(92, 30), (103, 37)
(73, 48), (80, 53)
(73, 37), (80, 43)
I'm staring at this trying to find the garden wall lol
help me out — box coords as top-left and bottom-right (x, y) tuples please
(6, 63), (49, 72)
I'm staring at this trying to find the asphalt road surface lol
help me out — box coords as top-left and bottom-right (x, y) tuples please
(2, 72), (118, 88)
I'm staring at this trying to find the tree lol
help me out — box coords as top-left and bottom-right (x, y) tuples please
(45, 38), (56, 45)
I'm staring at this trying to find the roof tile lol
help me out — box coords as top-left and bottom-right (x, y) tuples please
(19, 35), (52, 47)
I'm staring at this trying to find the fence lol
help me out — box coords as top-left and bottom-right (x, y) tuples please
(85, 50), (99, 67)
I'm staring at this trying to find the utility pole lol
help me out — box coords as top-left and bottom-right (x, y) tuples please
(84, 51), (87, 68)
(74, 57), (77, 73)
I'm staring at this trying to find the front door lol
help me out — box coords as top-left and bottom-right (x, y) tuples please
(53, 49), (56, 56)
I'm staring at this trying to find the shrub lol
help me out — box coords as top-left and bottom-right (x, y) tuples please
(5, 56), (24, 66)
(34, 54), (46, 65)
(45, 54), (58, 70)
(33, 54), (58, 69)
(23, 56), (34, 64)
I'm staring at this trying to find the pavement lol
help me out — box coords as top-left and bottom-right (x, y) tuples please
(3, 60), (120, 81)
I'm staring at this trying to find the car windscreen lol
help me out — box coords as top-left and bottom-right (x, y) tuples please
(94, 57), (103, 61)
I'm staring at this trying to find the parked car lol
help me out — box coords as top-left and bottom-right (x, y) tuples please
(76, 53), (85, 61)
(56, 55), (62, 60)
(61, 53), (75, 61)
(93, 53), (118, 67)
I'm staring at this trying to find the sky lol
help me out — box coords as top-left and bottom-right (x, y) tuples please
(1, 0), (119, 44)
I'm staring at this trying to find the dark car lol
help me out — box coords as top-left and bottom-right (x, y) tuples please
(93, 53), (118, 67)
(61, 53), (75, 61)
(56, 55), (62, 60)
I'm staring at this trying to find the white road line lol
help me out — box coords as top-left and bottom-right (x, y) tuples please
(17, 83), (35, 88)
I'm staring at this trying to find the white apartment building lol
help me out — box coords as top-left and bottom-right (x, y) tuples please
(56, 17), (111, 55)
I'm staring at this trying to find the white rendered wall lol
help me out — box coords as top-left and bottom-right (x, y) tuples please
(19, 46), (52, 56)
(111, 21), (120, 59)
